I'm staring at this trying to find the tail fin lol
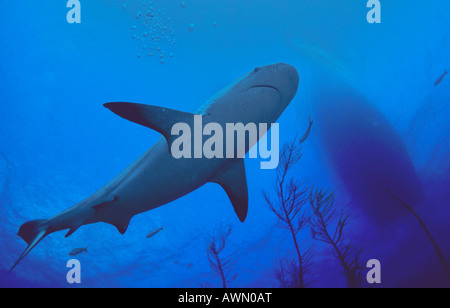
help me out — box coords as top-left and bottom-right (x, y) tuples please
(9, 219), (49, 273)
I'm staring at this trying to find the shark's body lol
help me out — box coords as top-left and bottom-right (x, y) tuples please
(11, 63), (299, 271)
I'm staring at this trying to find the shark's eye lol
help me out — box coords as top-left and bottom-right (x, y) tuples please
(254, 67), (261, 73)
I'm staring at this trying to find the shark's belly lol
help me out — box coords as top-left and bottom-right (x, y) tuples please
(110, 140), (222, 217)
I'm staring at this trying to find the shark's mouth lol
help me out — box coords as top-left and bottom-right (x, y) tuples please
(248, 85), (282, 102)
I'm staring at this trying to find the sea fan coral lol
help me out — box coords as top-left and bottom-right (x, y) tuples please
(310, 188), (365, 288)
(207, 226), (237, 288)
(264, 136), (312, 288)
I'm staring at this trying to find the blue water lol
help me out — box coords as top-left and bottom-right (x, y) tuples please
(1, 0), (449, 288)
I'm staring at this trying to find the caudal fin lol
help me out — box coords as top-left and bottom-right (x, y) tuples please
(9, 219), (49, 273)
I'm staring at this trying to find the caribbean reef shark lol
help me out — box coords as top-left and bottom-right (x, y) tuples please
(10, 63), (299, 272)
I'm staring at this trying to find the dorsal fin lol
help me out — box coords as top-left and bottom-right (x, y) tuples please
(104, 103), (195, 151)
(210, 159), (248, 222)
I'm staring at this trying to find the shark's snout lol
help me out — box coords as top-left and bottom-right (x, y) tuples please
(274, 63), (300, 94)
(243, 63), (299, 111)
(259, 63), (299, 105)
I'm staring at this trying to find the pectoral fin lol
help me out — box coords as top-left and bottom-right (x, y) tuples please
(104, 102), (195, 152)
(211, 159), (248, 222)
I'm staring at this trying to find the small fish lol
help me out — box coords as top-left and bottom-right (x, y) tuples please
(435, 71), (449, 87)
(69, 247), (88, 256)
(146, 227), (163, 239)
(299, 116), (314, 144)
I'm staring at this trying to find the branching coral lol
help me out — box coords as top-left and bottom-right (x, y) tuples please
(310, 188), (365, 288)
(264, 136), (312, 288)
(207, 226), (237, 288)
(274, 250), (314, 288)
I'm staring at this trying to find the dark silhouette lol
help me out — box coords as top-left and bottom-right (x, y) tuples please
(69, 247), (88, 256)
(207, 226), (237, 288)
(146, 227), (163, 239)
(312, 76), (422, 224)
(434, 71), (449, 87)
(264, 136), (312, 288)
(310, 188), (365, 288)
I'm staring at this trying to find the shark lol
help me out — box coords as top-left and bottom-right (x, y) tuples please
(10, 63), (300, 272)
(298, 45), (423, 224)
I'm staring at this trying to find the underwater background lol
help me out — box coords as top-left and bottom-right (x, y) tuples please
(0, 0), (449, 288)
